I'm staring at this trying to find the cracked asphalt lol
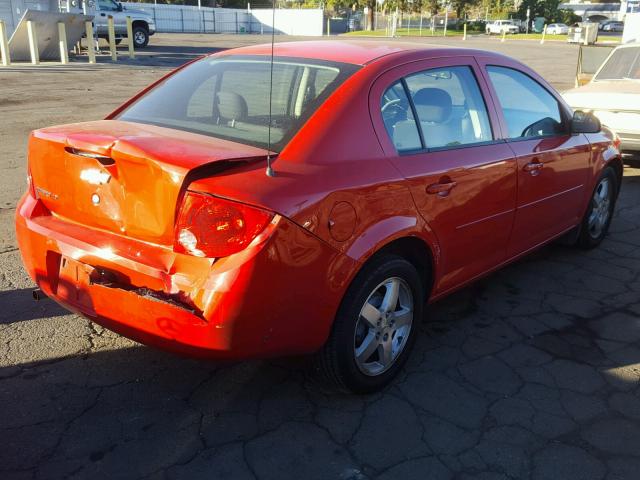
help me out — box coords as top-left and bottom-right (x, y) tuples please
(2, 34), (640, 480)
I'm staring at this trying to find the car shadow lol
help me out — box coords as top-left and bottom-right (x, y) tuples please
(0, 288), (70, 325)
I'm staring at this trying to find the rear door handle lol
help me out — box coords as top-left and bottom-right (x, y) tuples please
(426, 181), (457, 197)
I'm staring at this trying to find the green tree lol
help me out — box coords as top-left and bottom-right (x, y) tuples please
(517, 0), (568, 21)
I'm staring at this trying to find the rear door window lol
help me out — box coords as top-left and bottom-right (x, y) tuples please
(381, 81), (422, 152)
(403, 66), (493, 150)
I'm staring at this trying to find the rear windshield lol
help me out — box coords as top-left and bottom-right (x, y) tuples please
(594, 47), (640, 81)
(117, 55), (359, 151)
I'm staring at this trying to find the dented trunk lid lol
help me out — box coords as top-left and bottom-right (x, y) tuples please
(28, 120), (267, 245)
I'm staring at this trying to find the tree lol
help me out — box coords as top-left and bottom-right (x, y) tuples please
(517, 0), (563, 21)
(451, 0), (481, 19)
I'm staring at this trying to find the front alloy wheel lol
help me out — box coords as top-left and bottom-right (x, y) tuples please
(315, 255), (424, 393)
(588, 177), (612, 239)
(576, 166), (617, 248)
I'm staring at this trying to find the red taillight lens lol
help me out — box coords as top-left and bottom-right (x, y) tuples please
(174, 191), (274, 258)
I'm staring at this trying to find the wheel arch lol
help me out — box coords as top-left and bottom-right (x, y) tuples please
(373, 236), (436, 300)
(608, 156), (623, 195)
(347, 234), (438, 303)
(132, 20), (149, 31)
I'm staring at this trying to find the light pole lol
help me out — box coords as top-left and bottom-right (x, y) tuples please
(444, 2), (449, 36)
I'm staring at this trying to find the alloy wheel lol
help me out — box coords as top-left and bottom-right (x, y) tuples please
(353, 277), (414, 376)
(588, 177), (612, 239)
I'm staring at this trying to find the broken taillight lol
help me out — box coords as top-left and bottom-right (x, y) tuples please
(174, 191), (274, 258)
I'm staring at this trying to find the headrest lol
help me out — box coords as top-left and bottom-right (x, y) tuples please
(216, 91), (248, 122)
(412, 88), (452, 123)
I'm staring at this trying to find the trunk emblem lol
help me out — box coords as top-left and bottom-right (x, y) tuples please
(80, 168), (111, 185)
(35, 187), (58, 200)
(91, 193), (101, 205)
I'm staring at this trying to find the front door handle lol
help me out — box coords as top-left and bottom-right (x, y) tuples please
(426, 181), (457, 197)
(524, 161), (544, 175)
(101, 13), (106, 16)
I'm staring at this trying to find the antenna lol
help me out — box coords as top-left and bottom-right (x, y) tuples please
(265, 0), (276, 177)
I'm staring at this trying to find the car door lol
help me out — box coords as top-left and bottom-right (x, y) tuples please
(478, 61), (592, 256)
(370, 57), (517, 295)
(96, 0), (123, 35)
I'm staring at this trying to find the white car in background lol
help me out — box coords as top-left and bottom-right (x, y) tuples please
(563, 43), (640, 155)
(486, 20), (519, 35)
(546, 23), (570, 34)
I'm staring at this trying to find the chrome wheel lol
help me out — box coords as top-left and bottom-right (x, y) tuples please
(588, 177), (612, 239)
(354, 277), (414, 376)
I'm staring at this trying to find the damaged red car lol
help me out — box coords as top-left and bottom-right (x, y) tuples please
(16, 41), (622, 392)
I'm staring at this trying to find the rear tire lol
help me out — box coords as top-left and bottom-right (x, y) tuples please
(576, 166), (618, 249)
(315, 255), (424, 393)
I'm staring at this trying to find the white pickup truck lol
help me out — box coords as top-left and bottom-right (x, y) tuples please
(485, 20), (519, 35)
(63, 0), (156, 47)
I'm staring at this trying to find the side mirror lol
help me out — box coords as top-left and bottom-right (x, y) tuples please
(117, 2), (123, 11)
(571, 110), (601, 134)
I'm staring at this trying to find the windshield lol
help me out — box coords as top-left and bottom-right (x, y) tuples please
(117, 55), (359, 151)
(594, 47), (640, 81)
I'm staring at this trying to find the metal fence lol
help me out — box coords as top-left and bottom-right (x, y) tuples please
(334, 11), (465, 36)
(122, 3), (323, 35)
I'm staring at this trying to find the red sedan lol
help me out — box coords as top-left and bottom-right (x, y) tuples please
(16, 41), (621, 392)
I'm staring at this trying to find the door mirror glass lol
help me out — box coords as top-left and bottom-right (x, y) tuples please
(571, 110), (601, 134)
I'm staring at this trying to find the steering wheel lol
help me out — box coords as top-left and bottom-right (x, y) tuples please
(381, 98), (403, 113)
(381, 97), (410, 128)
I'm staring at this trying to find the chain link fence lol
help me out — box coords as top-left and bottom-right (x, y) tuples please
(329, 10), (467, 36)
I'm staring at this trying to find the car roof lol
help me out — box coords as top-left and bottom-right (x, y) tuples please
(214, 40), (507, 66)
(612, 42), (640, 50)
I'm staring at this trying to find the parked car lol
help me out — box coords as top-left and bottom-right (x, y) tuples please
(64, 0), (155, 47)
(486, 20), (520, 35)
(546, 23), (569, 34)
(16, 41), (621, 393)
(600, 20), (624, 32)
(563, 42), (640, 155)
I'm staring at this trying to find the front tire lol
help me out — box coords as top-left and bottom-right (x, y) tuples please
(132, 26), (149, 48)
(315, 255), (424, 393)
(576, 166), (618, 248)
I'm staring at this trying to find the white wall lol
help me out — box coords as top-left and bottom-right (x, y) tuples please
(121, 3), (323, 36)
(1, 0), (63, 36)
(622, 12), (640, 43)
(252, 9), (323, 36)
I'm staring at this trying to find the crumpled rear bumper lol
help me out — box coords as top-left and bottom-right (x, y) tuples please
(15, 193), (356, 359)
